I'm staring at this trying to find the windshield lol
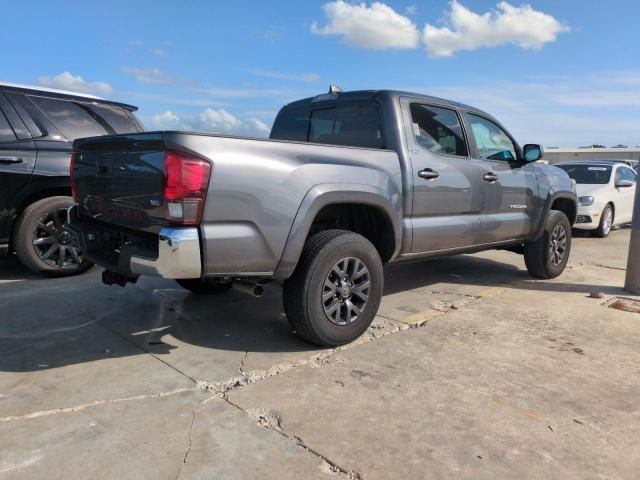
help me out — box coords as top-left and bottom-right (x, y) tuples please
(557, 164), (612, 184)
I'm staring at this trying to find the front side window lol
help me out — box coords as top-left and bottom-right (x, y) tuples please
(557, 164), (612, 184)
(619, 167), (637, 182)
(467, 114), (518, 162)
(28, 96), (108, 140)
(409, 104), (467, 157)
(0, 110), (16, 142)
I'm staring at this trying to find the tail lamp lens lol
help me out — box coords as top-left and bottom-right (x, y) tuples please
(163, 150), (212, 225)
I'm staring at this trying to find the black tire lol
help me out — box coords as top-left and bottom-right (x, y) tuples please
(12, 196), (93, 277)
(593, 204), (613, 238)
(283, 229), (383, 347)
(524, 210), (571, 279)
(176, 278), (232, 294)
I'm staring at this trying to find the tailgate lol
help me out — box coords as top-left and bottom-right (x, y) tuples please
(73, 133), (166, 232)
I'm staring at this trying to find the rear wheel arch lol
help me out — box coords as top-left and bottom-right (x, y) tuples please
(274, 186), (402, 280)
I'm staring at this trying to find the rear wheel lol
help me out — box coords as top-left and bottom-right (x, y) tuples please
(176, 278), (232, 294)
(283, 229), (383, 347)
(524, 210), (571, 279)
(593, 204), (613, 238)
(13, 196), (93, 277)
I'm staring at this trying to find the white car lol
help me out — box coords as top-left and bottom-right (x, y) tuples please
(557, 161), (637, 237)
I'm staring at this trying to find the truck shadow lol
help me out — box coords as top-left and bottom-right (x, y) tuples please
(0, 252), (627, 374)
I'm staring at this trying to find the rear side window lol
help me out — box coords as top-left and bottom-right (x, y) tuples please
(271, 101), (385, 149)
(28, 96), (139, 141)
(410, 104), (468, 157)
(88, 104), (141, 133)
(0, 110), (16, 142)
(29, 96), (107, 140)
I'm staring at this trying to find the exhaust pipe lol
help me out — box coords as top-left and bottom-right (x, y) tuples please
(232, 280), (265, 298)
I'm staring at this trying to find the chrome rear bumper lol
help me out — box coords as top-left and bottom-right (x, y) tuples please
(130, 227), (202, 279)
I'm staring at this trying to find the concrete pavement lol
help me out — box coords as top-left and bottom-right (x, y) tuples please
(1, 229), (638, 479)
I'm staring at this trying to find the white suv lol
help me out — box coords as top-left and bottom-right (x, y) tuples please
(557, 161), (637, 237)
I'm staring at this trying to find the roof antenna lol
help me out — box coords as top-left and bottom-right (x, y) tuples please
(329, 84), (343, 94)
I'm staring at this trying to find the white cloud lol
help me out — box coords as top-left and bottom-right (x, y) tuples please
(423, 1), (569, 57)
(149, 48), (167, 57)
(249, 69), (320, 83)
(38, 72), (114, 96)
(147, 109), (270, 137)
(121, 67), (173, 84)
(311, 0), (420, 49)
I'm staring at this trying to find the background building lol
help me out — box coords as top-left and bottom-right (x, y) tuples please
(544, 147), (640, 164)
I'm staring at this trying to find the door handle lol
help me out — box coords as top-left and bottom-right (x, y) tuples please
(483, 172), (499, 182)
(418, 168), (440, 180)
(0, 156), (23, 164)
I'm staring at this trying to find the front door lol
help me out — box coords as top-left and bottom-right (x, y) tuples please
(613, 166), (637, 223)
(402, 99), (486, 253)
(463, 112), (537, 244)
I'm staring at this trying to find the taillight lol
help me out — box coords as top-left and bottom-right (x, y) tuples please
(162, 149), (212, 225)
(70, 152), (78, 202)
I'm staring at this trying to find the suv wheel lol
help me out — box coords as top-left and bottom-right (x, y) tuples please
(524, 210), (571, 279)
(176, 278), (232, 294)
(12, 196), (93, 277)
(593, 204), (613, 238)
(283, 229), (383, 347)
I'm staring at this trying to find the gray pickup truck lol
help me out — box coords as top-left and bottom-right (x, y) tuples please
(69, 88), (577, 346)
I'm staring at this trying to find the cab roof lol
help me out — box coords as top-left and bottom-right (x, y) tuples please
(283, 89), (489, 116)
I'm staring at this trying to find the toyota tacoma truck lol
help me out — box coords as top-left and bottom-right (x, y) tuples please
(69, 88), (577, 346)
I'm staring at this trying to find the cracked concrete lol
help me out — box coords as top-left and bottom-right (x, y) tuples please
(1, 229), (639, 479)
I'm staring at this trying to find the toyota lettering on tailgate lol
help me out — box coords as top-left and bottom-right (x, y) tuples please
(91, 200), (144, 222)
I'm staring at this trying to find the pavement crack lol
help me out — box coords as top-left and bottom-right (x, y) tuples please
(223, 397), (362, 479)
(0, 387), (196, 423)
(174, 395), (217, 480)
(239, 351), (249, 374)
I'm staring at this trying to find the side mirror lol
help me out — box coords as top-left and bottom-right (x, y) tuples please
(523, 144), (543, 162)
(616, 179), (635, 188)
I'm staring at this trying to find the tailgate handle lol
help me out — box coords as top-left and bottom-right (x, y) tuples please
(0, 156), (23, 164)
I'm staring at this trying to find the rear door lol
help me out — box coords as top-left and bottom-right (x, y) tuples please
(401, 98), (486, 252)
(463, 112), (537, 243)
(0, 93), (37, 243)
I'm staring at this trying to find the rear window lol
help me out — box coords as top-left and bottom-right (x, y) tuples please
(28, 96), (139, 141)
(270, 106), (309, 142)
(557, 164), (612, 184)
(271, 101), (385, 149)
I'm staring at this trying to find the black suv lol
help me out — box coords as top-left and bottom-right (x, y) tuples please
(0, 83), (143, 276)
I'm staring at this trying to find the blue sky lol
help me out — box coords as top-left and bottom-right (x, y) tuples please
(2, 0), (639, 146)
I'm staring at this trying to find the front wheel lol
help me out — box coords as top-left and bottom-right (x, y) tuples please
(524, 210), (571, 279)
(13, 196), (93, 277)
(283, 230), (383, 347)
(593, 204), (613, 238)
